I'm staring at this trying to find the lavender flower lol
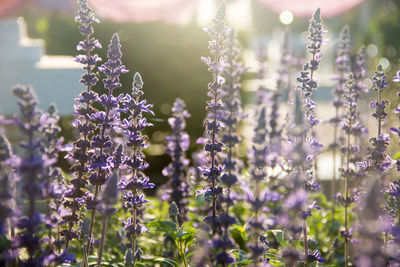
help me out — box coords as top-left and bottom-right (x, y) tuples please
(359, 65), (391, 173)
(382, 70), (400, 263)
(255, 41), (268, 105)
(390, 71), (400, 169)
(63, 0), (101, 248)
(307, 249), (326, 263)
(124, 248), (134, 267)
(249, 107), (268, 186)
(247, 106), (273, 263)
(371, 65), (389, 135)
(297, 8), (325, 129)
(199, 2), (227, 236)
(351, 46), (368, 167)
(295, 10), (326, 263)
(385, 180), (400, 226)
(354, 179), (388, 266)
(352, 46), (367, 99)
(280, 91), (317, 266)
(339, 73), (365, 266)
(81, 32), (128, 261)
(119, 72), (154, 264)
(220, 28), (244, 190)
(0, 133), (12, 243)
(11, 85), (49, 265)
(39, 104), (67, 252)
(162, 98), (190, 225)
(89, 33), (127, 184)
(269, 28), (291, 161)
(329, 26), (352, 202)
(0, 133), (11, 163)
(217, 30), (245, 258)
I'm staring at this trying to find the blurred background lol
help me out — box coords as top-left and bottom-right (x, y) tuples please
(0, 0), (399, 190)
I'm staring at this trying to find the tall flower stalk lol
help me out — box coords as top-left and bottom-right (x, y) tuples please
(358, 65), (391, 173)
(295, 8), (325, 266)
(372, 65), (389, 137)
(330, 26), (351, 212)
(247, 106), (270, 265)
(40, 104), (65, 252)
(255, 40), (268, 105)
(220, 28), (244, 223)
(336, 73), (364, 267)
(351, 46), (368, 173)
(0, 133), (12, 263)
(83, 32), (128, 259)
(11, 86), (49, 265)
(281, 93), (325, 266)
(200, 2), (227, 235)
(63, 0), (101, 249)
(352, 47), (367, 102)
(162, 98), (190, 225)
(119, 72), (154, 265)
(270, 28), (291, 156)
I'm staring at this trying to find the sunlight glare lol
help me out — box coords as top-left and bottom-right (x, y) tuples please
(279, 11), (293, 25)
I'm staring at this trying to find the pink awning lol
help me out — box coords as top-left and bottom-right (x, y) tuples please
(88, 0), (201, 23)
(257, 0), (366, 18)
(0, 0), (367, 22)
(0, 0), (25, 16)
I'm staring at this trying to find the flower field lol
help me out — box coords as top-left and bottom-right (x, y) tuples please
(1, 0), (400, 266)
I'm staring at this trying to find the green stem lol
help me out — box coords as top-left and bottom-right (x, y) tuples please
(97, 215), (109, 267)
(132, 207), (137, 266)
(332, 110), (338, 221)
(344, 99), (352, 267)
(303, 218), (309, 267)
(174, 215), (188, 267)
(81, 185), (100, 267)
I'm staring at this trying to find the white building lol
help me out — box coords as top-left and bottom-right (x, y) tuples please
(0, 17), (83, 116)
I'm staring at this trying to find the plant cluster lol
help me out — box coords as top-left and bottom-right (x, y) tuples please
(2, 1), (400, 267)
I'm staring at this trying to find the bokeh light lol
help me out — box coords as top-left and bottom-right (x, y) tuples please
(279, 11), (293, 25)
(379, 57), (390, 70)
(367, 44), (378, 57)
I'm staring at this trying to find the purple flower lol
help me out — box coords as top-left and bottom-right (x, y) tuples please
(80, 33), (129, 263)
(0, 133), (11, 162)
(98, 33), (129, 92)
(98, 171), (118, 215)
(118, 72), (154, 263)
(198, 1), (228, 237)
(285, 189), (308, 211)
(162, 99), (191, 224)
(10, 85), (57, 263)
(39, 105), (66, 251)
(307, 249), (326, 263)
(0, 133), (12, 236)
(269, 28), (291, 153)
(329, 26), (352, 183)
(63, 0), (102, 247)
(352, 46), (367, 97)
(393, 71), (400, 84)
(297, 8), (326, 129)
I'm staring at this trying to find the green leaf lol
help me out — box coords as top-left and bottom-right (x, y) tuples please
(176, 227), (186, 238)
(266, 229), (286, 248)
(142, 257), (179, 267)
(235, 259), (253, 265)
(230, 225), (247, 250)
(393, 151), (400, 160)
(0, 235), (11, 251)
(269, 259), (284, 266)
(147, 220), (177, 233)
